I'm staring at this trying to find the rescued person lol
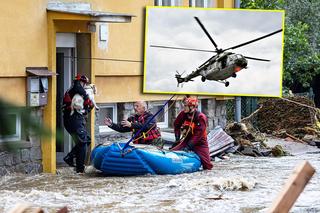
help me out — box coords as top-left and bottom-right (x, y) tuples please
(62, 74), (94, 173)
(170, 97), (213, 170)
(104, 101), (162, 147)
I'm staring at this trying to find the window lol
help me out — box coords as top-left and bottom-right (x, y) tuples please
(0, 112), (21, 142)
(149, 102), (168, 128)
(189, 0), (215, 7)
(155, 0), (182, 6)
(98, 104), (117, 133)
(198, 99), (202, 112)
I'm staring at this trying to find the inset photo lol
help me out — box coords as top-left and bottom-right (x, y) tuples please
(143, 7), (284, 97)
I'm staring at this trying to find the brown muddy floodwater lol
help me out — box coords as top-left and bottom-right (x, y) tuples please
(0, 138), (319, 213)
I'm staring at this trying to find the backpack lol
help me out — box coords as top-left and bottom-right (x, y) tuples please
(62, 90), (72, 111)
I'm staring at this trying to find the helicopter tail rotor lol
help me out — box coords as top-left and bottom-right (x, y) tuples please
(175, 71), (185, 87)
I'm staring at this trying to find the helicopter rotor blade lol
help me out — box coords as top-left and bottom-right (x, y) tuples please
(223, 29), (283, 51)
(194, 17), (220, 52)
(150, 45), (216, 53)
(198, 54), (217, 69)
(244, 56), (270, 62)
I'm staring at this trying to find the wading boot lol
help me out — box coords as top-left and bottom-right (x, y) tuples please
(63, 155), (75, 167)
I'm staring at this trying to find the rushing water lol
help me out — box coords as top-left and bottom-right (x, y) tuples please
(0, 139), (319, 213)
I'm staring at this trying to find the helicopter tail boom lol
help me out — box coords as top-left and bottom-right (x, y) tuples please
(175, 71), (195, 87)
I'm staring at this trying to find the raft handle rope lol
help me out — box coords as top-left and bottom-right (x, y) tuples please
(122, 94), (176, 151)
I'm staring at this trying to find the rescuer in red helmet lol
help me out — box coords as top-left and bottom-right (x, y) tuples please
(170, 96), (213, 170)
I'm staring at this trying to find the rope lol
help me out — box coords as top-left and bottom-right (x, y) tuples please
(122, 95), (176, 150)
(173, 104), (197, 149)
(63, 55), (143, 63)
(179, 110), (196, 142)
(280, 97), (319, 111)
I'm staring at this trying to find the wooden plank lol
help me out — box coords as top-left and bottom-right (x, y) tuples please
(268, 161), (315, 213)
(9, 204), (68, 213)
(8, 204), (44, 213)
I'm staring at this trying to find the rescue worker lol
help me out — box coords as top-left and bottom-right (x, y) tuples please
(104, 101), (162, 147)
(62, 74), (94, 173)
(170, 97), (213, 170)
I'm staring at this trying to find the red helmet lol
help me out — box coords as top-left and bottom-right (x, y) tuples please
(185, 97), (198, 107)
(75, 74), (89, 83)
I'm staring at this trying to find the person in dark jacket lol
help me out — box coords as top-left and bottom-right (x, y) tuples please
(170, 97), (213, 170)
(104, 101), (162, 147)
(62, 74), (94, 173)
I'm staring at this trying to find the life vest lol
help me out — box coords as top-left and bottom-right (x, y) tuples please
(132, 112), (161, 144)
(181, 111), (207, 138)
(181, 120), (196, 135)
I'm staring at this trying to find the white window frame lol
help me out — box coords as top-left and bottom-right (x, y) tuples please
(197, 99), (202, 112)
(0, 111), (21, 142)
(155, 0), (182, 6)
(150, 101), (168, 128)
(189, 0), (215, 8)
(98, 103), (117, 133)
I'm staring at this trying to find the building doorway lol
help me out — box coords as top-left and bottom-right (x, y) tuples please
(56, 33), (92, 164)
(56, 33), (77, 163)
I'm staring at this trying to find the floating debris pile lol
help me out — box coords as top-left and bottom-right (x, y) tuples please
(225, 122), (271, 157)
(256, 96), (320, 144)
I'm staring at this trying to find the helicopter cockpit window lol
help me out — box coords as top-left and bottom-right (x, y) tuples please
(229, 55), (237, 60)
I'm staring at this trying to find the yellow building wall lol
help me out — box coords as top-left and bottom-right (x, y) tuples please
(91, 0), (152, 99)
(0, 78), (26, 105)
(0, 0), (48, 105)
(0, 0), (235, 105)
(217, 0), (234, 8)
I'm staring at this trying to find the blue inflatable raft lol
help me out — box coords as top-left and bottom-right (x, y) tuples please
(91, 142), (201, 175)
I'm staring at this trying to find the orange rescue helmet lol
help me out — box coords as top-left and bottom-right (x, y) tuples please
(185, 97), (198, 107)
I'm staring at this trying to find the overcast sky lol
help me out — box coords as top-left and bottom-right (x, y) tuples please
(144, 8), (284, 97)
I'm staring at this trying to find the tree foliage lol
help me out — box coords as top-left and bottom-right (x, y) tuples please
(240, 0), (284, 9)
(241, 0), (320, 90)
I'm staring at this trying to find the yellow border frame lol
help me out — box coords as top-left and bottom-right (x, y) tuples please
(143, 6), (285, 98)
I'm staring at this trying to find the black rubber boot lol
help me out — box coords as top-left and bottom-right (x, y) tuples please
(63, 154), (75, 167)
(75, 143), (87, 173)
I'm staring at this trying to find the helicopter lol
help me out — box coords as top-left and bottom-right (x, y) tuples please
(150, 17), (282, 87)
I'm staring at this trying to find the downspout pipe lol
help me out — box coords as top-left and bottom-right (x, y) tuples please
(234, 0), (241, 123)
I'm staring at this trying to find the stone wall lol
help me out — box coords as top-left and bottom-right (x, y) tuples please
(204, 99), (227, 129)
(0, 109), (43, 176)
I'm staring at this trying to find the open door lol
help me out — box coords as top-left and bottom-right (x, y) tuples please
(56, 33), (91, 164)
(56, 47), (76, 163)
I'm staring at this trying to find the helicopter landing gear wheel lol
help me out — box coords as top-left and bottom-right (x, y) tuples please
(232, 73), (237, 78)
(201, 76), (206, 82)
(225, 81), (230, 87)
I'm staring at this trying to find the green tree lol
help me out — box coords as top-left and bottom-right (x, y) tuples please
(241, 0), (320, 90)
(240, 0), (284, 9)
